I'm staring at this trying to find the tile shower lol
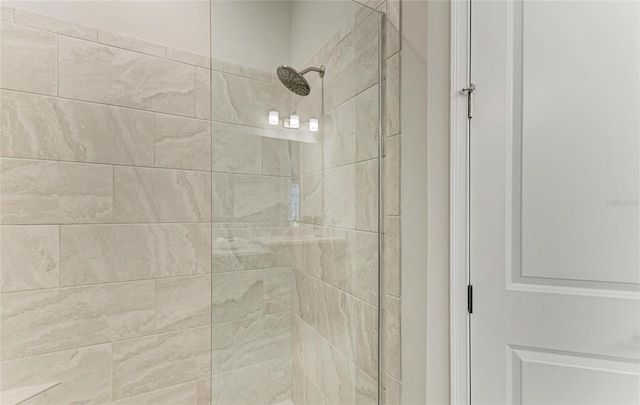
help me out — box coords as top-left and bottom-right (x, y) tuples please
(0, 1), (401, 404)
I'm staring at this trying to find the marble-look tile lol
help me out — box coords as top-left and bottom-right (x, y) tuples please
(196, 67), (212, 120)
(324, 164), (356, 229)
(212, 172), (234, 222)
(323, 99), (356, 169)
(300, 141), (323, 175)
(224, 61), (272, 83)
(355, 366), (378, 405)
(212, 122), (263, 174)
(155, 114), (211, 171)
(60, 223), (210, 286)
(211, 70), (290, 129)
(354, 9), (379, 94)
(292, 270), (319, 327)
(114, 166), (211, 223)
(1, 281), (155, 359)
(384, 135), (400, 216)
(234, 175), (287, 221)
(356, 159), (379, 232)
(324, 34), (355, 112)
(0, 158), (112, 225)
(355, 84), (380, 162)
(383, 373), (401, 405)
(386, 0), (401, 58)
(211, 270), (263, 323)
(0, 23), (57, 95)
(383, 294), (401, 380)
(1, 90), (155, 166)
(111, 382), (198, 405)
(211, 357), (291, 405)
(1, 225), (59, 292)
(292, 360), (324, 405)
(97, 30), (166, 57)
(0, 345), (112, 404)
(264, 267), (292, 313)
(383, 216), (400, 297)
(211, 58), (224, 71)
(263, 138), (293, 176)
(1, 6), (13, 22)
(167, 47), (210, 68)
(347, 230), (379, 306)
(300, 172), (323, 224)
(156, 275), (212, 332)
(197, 378), (211, 405)
(14, 9), (96, 40)
(354, 0), (385, 11)
(112, 326), (210, 400)
(385, 53), (401, 136)
(212, 227), (293, 272)
(59, 37), (195, 116)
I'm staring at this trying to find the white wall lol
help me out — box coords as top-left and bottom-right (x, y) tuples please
(2, 0), (211, 56)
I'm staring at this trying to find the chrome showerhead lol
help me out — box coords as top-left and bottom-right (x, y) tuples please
(276, 65), (325, 96)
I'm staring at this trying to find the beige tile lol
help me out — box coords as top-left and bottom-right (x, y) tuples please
(383, 373), (401, 405)
(263, 138), (293, 176)
(264, 267), (292, 313)
(60, 223), (210, 286)
(383, 216), (400, 297)
(300, 141), (323, 175)
(114, 166), (211, 223)
(112, 327), (210, 400)
(355, 366), (378, 405)
(234, 175), (288, 221)
(197, 378), (211, 405)
(212, 122), (263, 174)
(224, 61), (272, 83)
(383, 294), (401, 380)
(155, 114), (211, 171)
(384, 135), (401, 216)
(196, 67), (212, 120)
(386, 0), (401, 58)
(212, 172), (234, 221)
(354, 9), (379, 94)
(59, 37), (195, 116)
(324, 34), (355, 112)
(292, 360), (324, 405)
(323, 99), (356, 169)
(324, 164), (356, 229)
(0, 23), (57, 95)
(1, 225), (59, 292)
(348, 230), (379, 306)
(111, 381), (198, 405)
(292, 270), (319, 328)
(14, 9), (97, 40)
(1, 90), (155, 166)
(212, 270), (263, 323)
(1, 281), (155, 359)
(385, 53), (401, 136)
(300, 172), (323, 224)
(355, 84), (380, 162)
(1, 6), (13, 22)
(0, 158), (112, 225)
(156, 275), (212, 332)
(355, 159), (379, 232)
(211, 58), (224, 71)
(212, 226), (293, 272)
(211, 357), (291, 405)
(167, 47), (210, 68)
(97, 30), (166, 57)
(0, 344), (112, 404)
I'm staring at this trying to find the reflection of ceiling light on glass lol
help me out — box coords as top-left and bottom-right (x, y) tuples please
(309, 118), (319, 132)
(289, 114), (300, 129)
(269, 110), (279, 125)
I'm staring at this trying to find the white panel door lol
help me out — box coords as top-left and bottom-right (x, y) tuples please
(470, 1), (640, 403)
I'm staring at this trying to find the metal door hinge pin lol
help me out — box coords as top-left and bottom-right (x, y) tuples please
(462, 84), (476, 119)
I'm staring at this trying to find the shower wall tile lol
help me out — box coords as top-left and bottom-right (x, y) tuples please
(110, 382), (198, 405)
(384, 135), (401, 216)
(212, 227), (293, 272)
(212, 172), (235, 221)
(60, 224), (210, 286)
(264, 267), (292, 313)
(263, 138), (293, 176)
(114, 166), (211, 223)
(234, 174), (288, 221)
(212, 122), (263, 174)
(323, 164), (356, 228)
(0, 6), (13, 22)
(1, 281), (155, 359)
(14, 9), (97, 41)
(355, 159), (379, 232)
(385, 52), (401, 136)
(211, 357), (291, 405)
(300, 141), (323, 175)
(292, 360), (326, 405)
(292, 269), (319, 327)
(383, 373), (401, 405)
(324, 34), (355, 112)
(97, 30), (166, 57)
(0, 90), (155, 166)
(354, 11), (379, 94)
(154, 114), (211, 171)
(197, 378), (212, 405)
(355, 366), (378, 405)
(0, 22), (57, 96)
(224, 61), (273, 83)
(0, 158), (113, 225)
(167, 47), (210, 68)
(156, 275), (212, 332)
(383, 216), (400, 297)
(211, 270), (264, 323)
(0, 225), (59, 293)
(383, 295), (401, 380)
(323, 99), (356, 169)
(196, 67), (212, 120)
(58, 37), (195, 116)
(0, 344), (112, 404)
(112, 326), (211, 400)
(300, 172), (323, 224)
(355, 84), (380, 162)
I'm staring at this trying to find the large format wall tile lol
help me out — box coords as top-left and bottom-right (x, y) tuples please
(212, 123), (263, 174)
(1, 281), (155, 359)
(324, 34), (356, 112)
(212, 172), (234, 221)
(112, 327), (210, 400)
(114, 166), (211, 223)
(111, 382), (198, 405)
(0, 344), (112, 404)
(196, 67), (212, 120)
(212, 227), (293, 272)
(211, 270), (263, 323)
(1, 90), (155, 166)
(154, 114), (211, 171)
(354, 11), (379, 94)
(323, 99), (356, 169)
(13, 9), (97, 41)
(300, 172), (323, 224)
(0, 23), (57, 95)
(58, 37), (195, 116)
(355, 84), (380, 162)
(355, 159), (379, 232)
(60, 224), (210, 286)
(263, 138), (294, 177)
(234, 175), (288, 221)
(97, 31), (166, 57)
(0, 158), (113, 224)
(156, 275), (212, 332)
(324, 164), (356, 228)
(264, 267), (292, 313)
(292, 360), (326, 405)
(1, 225), (59, 292)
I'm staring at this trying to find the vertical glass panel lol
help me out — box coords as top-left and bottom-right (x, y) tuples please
(209, 1), (381, 404)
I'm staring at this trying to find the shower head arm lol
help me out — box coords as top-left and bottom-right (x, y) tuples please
(300, 65), (325, 78)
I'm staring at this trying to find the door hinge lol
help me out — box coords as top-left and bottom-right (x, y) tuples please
(461, 84), (476, 119)
(467, 284), (473, 314)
